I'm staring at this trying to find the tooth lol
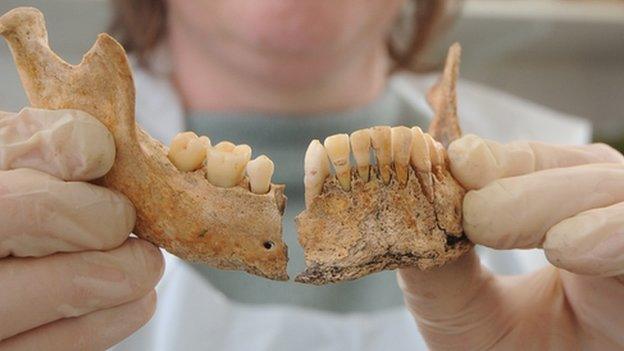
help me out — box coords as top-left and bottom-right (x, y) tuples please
(324, 134), (351, 191)
(391, 126), (412, 185)
(424, 133), (441, 167)
(205, 142), (251, 187)
(350, 129), (371, 182)
(435, 141), (447, 166)
(198, 136), (211, 148)
(410, 127), (431, 173)
(214, 141), (236, 152)
(369, 126), (392, 184)
(304, 140), (330, 208)
(168, 132), (209, 172)
(246, 155), (274, 194)
(412, 129), (434, 201)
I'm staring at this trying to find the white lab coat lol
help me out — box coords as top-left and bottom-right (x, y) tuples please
(112, 54), (591, 351)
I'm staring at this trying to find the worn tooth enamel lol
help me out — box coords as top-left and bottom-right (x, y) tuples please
(324, 134), (351, 191)
(369, 126), (392, 184)
(215, 141), (236, 152)
(168, 132), (208, 172)
(198, 136), (211, 148)
(246, 155), (274, 194)
(235, 144), (252, 162)
(424, 133), (440, 167)
(205, 142), (251, 188)
(350, 129), (372, 182)
(304, 140), (331, 208)
(391, 126), (412, 185)
(410, 127), (432, 172)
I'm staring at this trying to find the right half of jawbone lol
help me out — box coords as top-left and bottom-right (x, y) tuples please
(295, 43), (472, 285)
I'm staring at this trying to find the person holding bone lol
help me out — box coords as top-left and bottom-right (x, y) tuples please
(0, 1), (623, 350)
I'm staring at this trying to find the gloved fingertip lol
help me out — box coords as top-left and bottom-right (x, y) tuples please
(590, 143), (624, 164)
(544, 205), (624, 277)
(462, 188), (501, 247)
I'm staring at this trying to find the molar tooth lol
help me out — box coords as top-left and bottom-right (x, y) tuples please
(234, 144), (252, 162)
(304, 140), (330, 208)
(198, 136), (211, 148)
(350, 129), (371, 182)
(370, 126), (392, 184)
(246, 155), (274, 194)
(391, 126), (412, 185)
(205, 142), (251, 188)
(324, 134), (351, 191)
(410, 127), (432, 173)
(215, 141), (236, 152)
(168, 132), (209, 172)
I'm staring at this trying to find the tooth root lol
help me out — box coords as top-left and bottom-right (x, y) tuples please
(350, 129), (371, 182)
(246, 155), (274, 194)
(304, 140), (331, 208)
(168, 132), (208, 172)
(391, 126), (412, 185)
(424, 133), (441, 167)
(205, 142), (251, 188)
(410, 127), (432, 173)
(324, 134), (351, 191)
(369, 126), (392, 184)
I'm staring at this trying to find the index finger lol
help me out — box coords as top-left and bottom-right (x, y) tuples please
(448, 134), (624, 190)
(0, 107), (116, 181)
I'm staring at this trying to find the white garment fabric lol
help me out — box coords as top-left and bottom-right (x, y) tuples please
(112, 58), (590, 350)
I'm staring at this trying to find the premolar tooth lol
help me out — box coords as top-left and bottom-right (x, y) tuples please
(168, 132), (209, 172)
(410, 127), (432, 172)
(304, 140), (330, 208)
(424, 133), (441, 167)
(391, 126), (412, 185)
(205, 142), (251, 188)
(370, 126), (392, 184)
(350, 129), (371, 182)
(246, 155), (274, 194)
(324, 134), (351, 191)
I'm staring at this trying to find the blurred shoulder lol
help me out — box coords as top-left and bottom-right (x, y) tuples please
(389, 71), (591, 145)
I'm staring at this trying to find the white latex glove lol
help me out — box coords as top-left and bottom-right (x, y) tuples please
(0, 108), (164, 350)
(398, 134), (624, 351)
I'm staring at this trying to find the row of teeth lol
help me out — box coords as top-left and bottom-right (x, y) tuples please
(167, 132), (274, 194)
(304, 126), (446, 207)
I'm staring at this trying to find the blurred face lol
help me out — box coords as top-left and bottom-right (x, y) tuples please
(166, 0), (405, 87)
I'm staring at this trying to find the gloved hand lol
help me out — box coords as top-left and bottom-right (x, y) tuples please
(398, 134), (624, 350)
(0, 108), (164, 350)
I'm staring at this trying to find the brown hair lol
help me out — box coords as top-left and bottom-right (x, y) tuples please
(109, 0), (456, 71)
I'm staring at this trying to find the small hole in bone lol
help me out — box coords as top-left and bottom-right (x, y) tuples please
(263, 241), (275, 250)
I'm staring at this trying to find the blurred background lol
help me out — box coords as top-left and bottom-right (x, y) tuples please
(1, 0), (623, 150)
